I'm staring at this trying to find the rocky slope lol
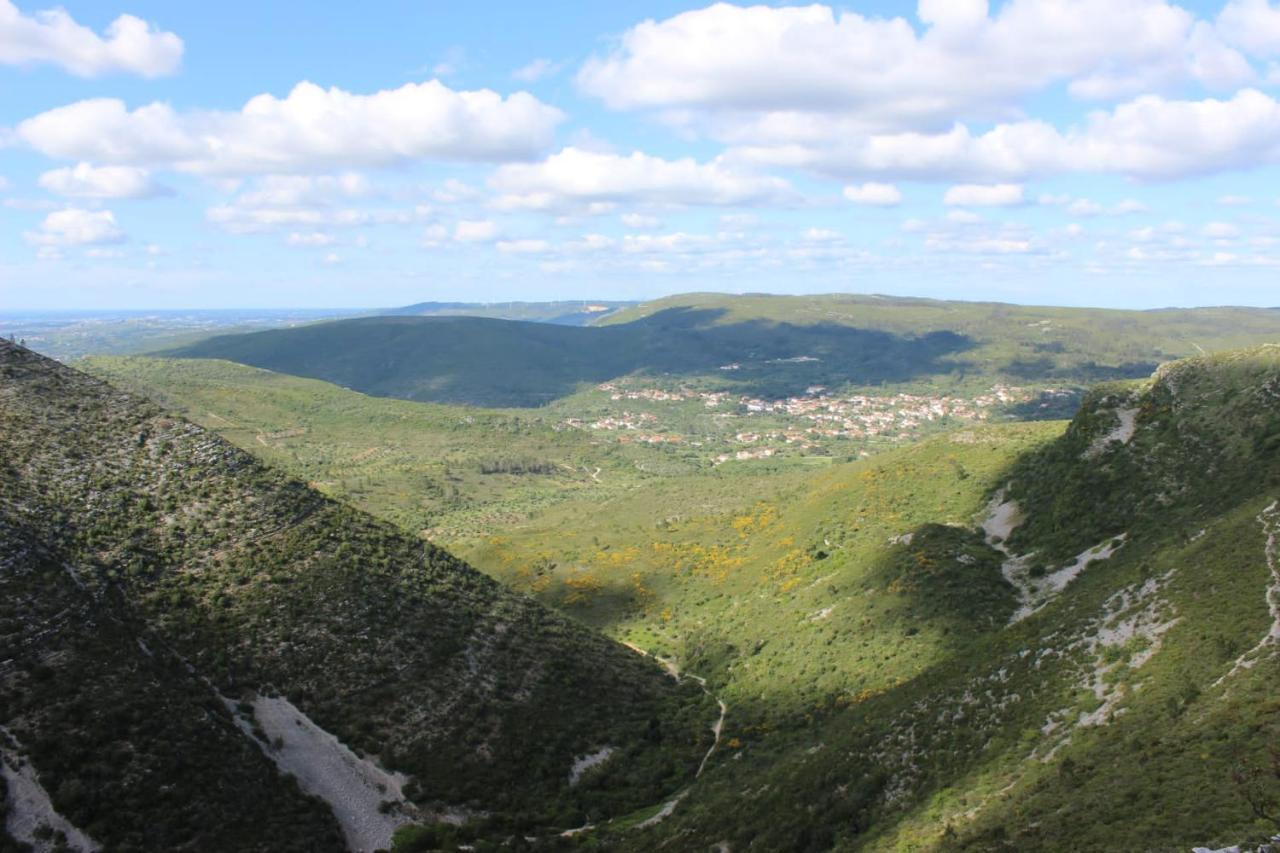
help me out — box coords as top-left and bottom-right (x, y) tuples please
(596, 346), (1280, 851)
(0, 340), (715, 851)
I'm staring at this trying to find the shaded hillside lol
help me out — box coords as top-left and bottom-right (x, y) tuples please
(161, 294), (1280, 408)
(161, 309), (972, 407)
(608, 292), (1280, 382)
(0, 340), (715, 849)
(605, 292), (1280, 366)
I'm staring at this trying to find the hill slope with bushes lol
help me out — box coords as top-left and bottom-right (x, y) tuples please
(0, 340), (716, 850)
(584, 346), (1280, 850)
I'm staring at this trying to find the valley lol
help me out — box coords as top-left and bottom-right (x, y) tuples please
(9, 2), (1280, 849)
(20, 293), (1277, 851)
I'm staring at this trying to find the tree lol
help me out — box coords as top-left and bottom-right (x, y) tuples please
(1232, 732), (1280, 835)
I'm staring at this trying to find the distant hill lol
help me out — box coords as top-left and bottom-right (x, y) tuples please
(0, 308), (357, 362)
(160, 293), (1280, 407)
(0, 340), (715, 850)
(387, 299), (635, 326)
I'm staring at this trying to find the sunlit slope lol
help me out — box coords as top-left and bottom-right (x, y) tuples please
(467, 421), (1062, 710)
(599, 346), (1280, 850)
(0, 340), (716, 847)
(68, 342), (1280, 849)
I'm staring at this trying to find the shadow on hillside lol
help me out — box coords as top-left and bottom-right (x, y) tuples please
(163, 307), (976, 408)
(1005, 356), (1158, 382)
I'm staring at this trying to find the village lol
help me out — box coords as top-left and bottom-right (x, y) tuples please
(557, 380), (1075, 464)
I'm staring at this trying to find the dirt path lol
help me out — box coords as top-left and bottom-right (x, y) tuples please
(636, 792), (687, 829)
(697, 698), (728, 779)
(619, 643), (729, 822)
(1218, 500), (1280, 683)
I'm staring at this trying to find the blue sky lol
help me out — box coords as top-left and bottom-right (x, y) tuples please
(3, 0), (1280, 310)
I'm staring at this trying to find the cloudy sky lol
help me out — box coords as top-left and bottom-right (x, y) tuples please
(4, 0), (1280, 309)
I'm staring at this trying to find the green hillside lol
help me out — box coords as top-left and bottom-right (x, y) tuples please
(454, 345), (1280, 850)
(160, 293), (1280, 408)
(0, 340), (717, 850)
(604, 292), (1280, 370)
(571, 345), (1280, 851)
(32, 337), (1280, 850)
(80, 354), (703, 542)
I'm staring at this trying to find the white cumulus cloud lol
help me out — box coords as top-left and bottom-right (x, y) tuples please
(489, 146), (792, 211)
(621, 212), (661, 229)
(15, 80), (564, 176)
(37, 162), (164, 199)
(1218, 0), (1280, 57)
(454, 219), (498, 242)
(578, 1), (1251, 131)
(24, 207), (125, 246)
(496, 238), (550, 253)
(843, 182), (902, 206)
(944, 183), (1024, 206)
(234, 174), (370, 208)
(286, 232), (336, 247)
(0, 0), (181, 77)
(733, 89), (1280, 181)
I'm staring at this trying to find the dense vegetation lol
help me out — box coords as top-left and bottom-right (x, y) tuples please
(9, 291), (1280, 850)
(574, 346), (1280, 851)
(96, 341), (1280, 850)
(0, 340), (716, 849)
(162, 293), (1280, 407)
(80, 355), (696, 542)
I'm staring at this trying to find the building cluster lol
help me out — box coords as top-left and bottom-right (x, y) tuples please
(732, 385), (1040, 440)
(563, 381), (1069, 462)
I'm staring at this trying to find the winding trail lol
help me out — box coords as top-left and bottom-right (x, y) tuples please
(698, 698), (728, 779)
(621, 643), (729, 821)
(1217, 500), (1280, 684)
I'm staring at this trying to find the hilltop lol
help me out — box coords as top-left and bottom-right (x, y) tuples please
(158, 293), (1280, 408)
(0, 340), (717, 851)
